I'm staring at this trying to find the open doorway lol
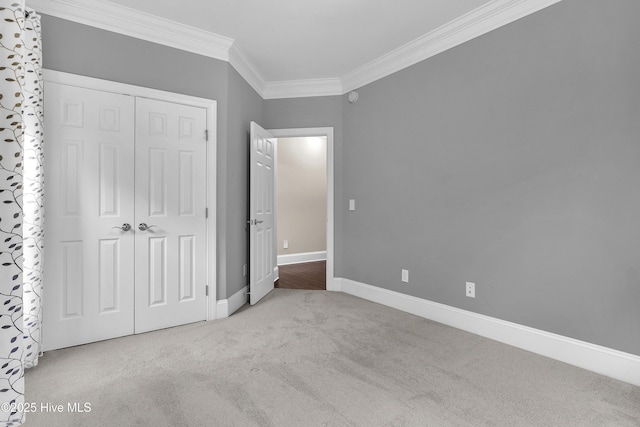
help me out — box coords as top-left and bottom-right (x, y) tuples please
(268, 127), (335, 291)
(275, 136), (327, 290)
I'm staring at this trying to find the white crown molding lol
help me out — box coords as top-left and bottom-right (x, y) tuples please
(28, 0), (563, 98)
(263, 78), (343, 100)
(27, 0), (233, 61)
(228, 43), (267, 97)
(335, 278), (640, 387)
(341, 0), (563, 92)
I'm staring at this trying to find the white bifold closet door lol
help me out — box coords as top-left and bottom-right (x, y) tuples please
(44, 83), (207, 351)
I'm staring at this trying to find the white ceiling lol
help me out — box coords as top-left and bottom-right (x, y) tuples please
(29, 0), (562, 98)
(105, 0), (488, 82)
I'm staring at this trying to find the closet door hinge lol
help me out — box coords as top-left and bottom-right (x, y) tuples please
(205, 207), (209, 218)
(204, 129), (209, 141)
(206, 285), (209, 296)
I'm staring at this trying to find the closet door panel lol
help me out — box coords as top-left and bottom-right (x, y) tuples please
(134, 97), (208, 333)
(44, 83), (135, 351)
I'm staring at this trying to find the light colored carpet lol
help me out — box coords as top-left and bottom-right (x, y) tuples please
(25, 289), (640, 426)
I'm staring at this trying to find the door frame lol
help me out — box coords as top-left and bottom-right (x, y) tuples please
(43, 70), (219, 320)
(268, 127), (335, 291)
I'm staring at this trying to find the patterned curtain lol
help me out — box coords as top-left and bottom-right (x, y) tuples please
(1, 1), (43, 425)
(20, 5), (43, 371)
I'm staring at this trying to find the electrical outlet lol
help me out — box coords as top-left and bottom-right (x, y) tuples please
(283, 240), (289, 249)
(401, 269), (409, 283)
(466, 282), (475, 298)
(243, 264), (247, 277)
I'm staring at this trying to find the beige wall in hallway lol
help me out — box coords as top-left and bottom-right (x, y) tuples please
(277, 137), (327, 256)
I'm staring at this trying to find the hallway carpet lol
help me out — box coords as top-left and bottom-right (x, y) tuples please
(25, 290), (640, 426)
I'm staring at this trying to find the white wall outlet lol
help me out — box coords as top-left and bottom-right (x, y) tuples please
(466, 281), (475, 298)
(349, 199), (355, 211)
(401, 269), (409, 283)
(243, 264), (247, 277)
(283, 240), (289, 249)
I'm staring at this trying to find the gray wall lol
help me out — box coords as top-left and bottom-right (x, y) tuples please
(341, 0), (640, 356)
(41, 15), (262, 300)
(263, 97), (344, 273)
(41, 15), (229, 102)
(224, 68), (263, 298)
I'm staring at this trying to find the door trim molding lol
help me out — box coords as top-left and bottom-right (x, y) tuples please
(268, 127), (335, 291)
(43, 69), (219, 321)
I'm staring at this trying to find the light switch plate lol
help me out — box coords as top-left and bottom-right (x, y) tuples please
(402, 269), (409, 283)
(349, 199), (355, 211)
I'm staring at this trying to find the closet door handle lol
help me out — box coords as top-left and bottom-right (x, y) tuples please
(113, 223), (132, 232)
(138, 223), (157, 231)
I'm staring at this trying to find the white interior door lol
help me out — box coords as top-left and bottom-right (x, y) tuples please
(43, 83), (135, 350)
(249, 122), (276, 305)
(134, 98), (208, 333)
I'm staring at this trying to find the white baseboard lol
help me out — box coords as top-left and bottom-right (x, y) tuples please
(335, 277), (640, 387)
(216, 285), (248, 319)
(277, 251), (326, 266)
